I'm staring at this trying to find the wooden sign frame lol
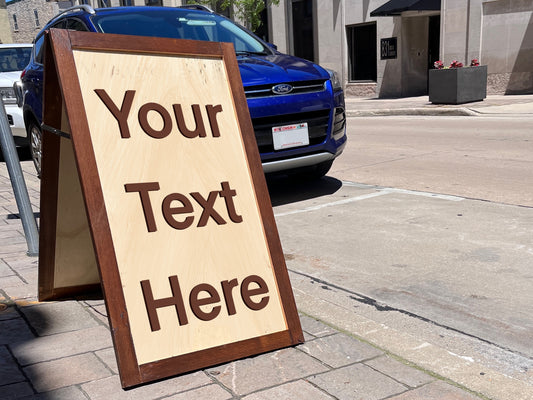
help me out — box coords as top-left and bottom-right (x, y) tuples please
(38, 29), (303, 388)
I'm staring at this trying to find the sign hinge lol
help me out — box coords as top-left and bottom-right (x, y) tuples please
(41, 124), (71, 139)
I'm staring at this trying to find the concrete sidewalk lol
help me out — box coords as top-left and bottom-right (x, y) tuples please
(0, 163), (488, 398)
(345, 94), (533, 117)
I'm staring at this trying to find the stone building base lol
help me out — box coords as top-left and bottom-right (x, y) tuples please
(345, 82), (377, 98)
(487, 73), (533, 95)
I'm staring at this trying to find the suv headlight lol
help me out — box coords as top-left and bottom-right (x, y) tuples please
(0, 86), (17, 105)
(326, 69), (342, 91)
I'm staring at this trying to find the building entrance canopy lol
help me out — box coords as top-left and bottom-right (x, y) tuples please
(370, 0), (441, 17)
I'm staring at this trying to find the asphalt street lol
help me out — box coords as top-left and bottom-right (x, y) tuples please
(332, 116), (533, 206)
(269, 114), (533, 399)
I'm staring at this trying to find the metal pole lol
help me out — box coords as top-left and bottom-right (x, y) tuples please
(0, 97), (39, 256)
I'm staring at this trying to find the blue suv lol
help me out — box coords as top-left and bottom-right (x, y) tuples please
(21, 5), (346, 178)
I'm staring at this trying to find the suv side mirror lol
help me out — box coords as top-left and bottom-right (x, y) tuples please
(267, 43), (278, 51)
(13, 81), (23, 108)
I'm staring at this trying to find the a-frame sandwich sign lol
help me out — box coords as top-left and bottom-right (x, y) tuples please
(38, 29), (303, 388)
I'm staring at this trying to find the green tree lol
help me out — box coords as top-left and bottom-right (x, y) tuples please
(194, 0), (280, 31)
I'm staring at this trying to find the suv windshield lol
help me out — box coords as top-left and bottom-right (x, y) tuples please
(0, 47), (32, 72)
(91, 9), (268, 55)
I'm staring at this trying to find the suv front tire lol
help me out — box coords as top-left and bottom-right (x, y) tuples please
(28, 119), (42, 177)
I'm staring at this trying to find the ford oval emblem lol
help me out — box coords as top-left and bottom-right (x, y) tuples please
(272, 84), (293, 95)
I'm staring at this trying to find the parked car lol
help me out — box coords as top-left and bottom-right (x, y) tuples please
(0, 43), (32, 146)
(21, 5), (346, 177)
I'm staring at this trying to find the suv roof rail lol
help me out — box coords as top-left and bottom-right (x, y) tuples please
(48, 5), (96, 25)
(178, 4), (214, 13)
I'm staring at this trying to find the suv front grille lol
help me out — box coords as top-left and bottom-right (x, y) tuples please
(252, 109), (330, 153)
(245, 80), (327, 98)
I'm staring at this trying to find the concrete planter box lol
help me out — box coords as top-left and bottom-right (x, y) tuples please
(429, 65), (487, 104)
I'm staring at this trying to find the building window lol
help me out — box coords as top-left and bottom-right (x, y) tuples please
(34, 9), (40, 27)
(145, 0), (162, 6)
(254, 3), (269, 41)
(291, 0), (314, 61)
(121, 0), (133, 5)
(99, 0), (110, 7)
(13, 14), (19, 31)
(347, 23), (377, 82)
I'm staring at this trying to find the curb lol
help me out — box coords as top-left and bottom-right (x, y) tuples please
(346, 107), (479, 118)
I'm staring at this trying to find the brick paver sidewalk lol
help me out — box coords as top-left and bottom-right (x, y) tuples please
(1, 160), (482, 399)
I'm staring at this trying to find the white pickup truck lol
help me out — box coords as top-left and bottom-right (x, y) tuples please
(0, 43), (32, 146)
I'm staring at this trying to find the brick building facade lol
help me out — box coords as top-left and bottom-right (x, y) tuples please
(1, 0), (13, 43)
(6, 0), (60, 43)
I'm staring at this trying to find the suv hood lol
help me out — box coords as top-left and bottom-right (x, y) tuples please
(238, 53), (329, 87)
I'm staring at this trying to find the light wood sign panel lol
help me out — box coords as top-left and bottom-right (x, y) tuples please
(38, 29), (303, 388)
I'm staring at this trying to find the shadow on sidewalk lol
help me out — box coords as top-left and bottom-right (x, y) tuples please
(267, 175), (343, 207)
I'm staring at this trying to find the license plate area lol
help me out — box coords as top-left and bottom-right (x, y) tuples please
(272, 123), (309, 150)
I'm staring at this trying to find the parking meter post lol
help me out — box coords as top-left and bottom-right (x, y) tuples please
(0, 98), (39, 256)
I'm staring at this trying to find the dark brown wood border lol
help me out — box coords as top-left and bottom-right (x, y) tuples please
(38, 32), (67, 301)
(43, 28), (303, 388)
